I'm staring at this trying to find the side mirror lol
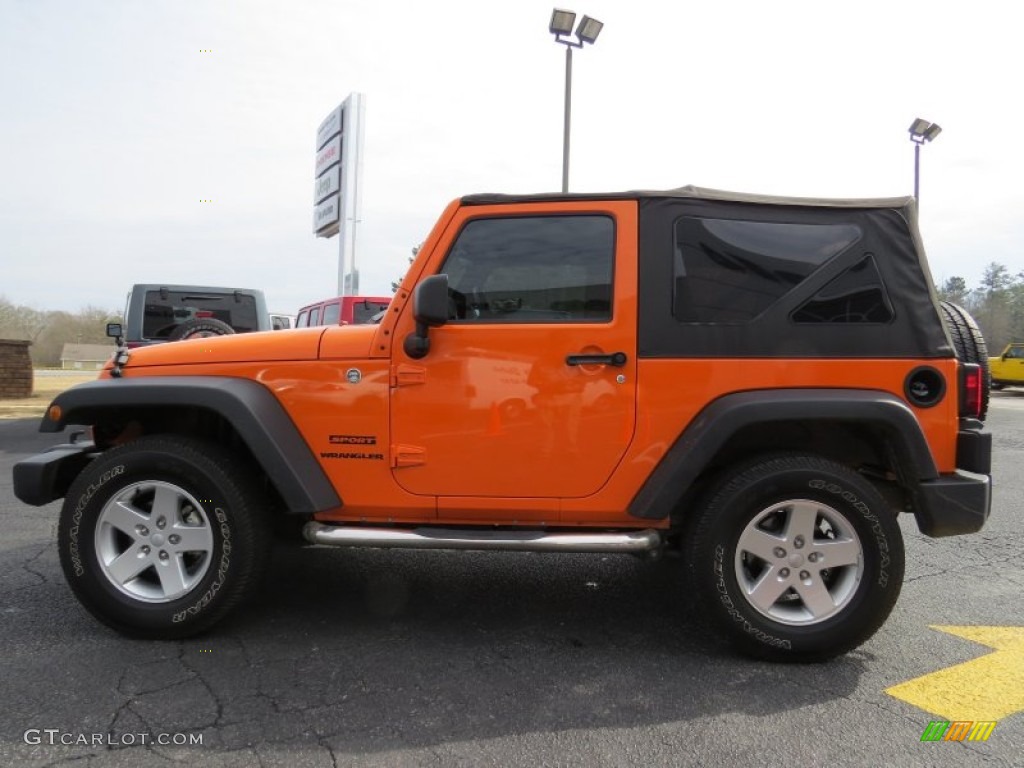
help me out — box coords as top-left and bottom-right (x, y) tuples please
(106, 322), (125, 356)
(414, 274), (450, 327)
(404, 274), (449, 359)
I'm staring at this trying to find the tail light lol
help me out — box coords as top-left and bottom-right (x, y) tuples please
(195, 310), (215, 318)
(960, 363), (982, 419)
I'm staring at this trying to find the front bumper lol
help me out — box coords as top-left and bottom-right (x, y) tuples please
(12, 442), (95, 507)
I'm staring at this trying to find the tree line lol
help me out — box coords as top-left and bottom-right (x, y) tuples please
(936, 262), (1024, 354)
(2, 262), (1021, 368)
(0, 297), (119, 367)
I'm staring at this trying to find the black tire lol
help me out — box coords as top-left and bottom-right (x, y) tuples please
(685, 454), (904, 662)
(939, 301), (990, 420)
(168, 317), (235, 341)
(57, 435), (269, 639)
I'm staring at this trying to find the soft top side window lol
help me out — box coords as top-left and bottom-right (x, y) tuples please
(673, 217), (861, 324)
(792, 254), (894, 324)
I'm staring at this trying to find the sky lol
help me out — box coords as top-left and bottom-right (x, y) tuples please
(2, 0), (1023, 316)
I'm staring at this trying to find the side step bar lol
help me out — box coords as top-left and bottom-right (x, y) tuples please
(303, 523), (662, 554)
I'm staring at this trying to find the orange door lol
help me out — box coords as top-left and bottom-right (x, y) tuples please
(390, 201), (638, 500)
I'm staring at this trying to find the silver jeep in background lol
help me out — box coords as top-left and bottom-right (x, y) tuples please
(120, 284), (273, 347)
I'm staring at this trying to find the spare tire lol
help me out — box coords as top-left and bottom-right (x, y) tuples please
(939, 301), (990, 421)
(167, 317), (235, 341)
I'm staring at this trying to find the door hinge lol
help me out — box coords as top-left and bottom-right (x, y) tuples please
(391, 364), (426, 388)
(391, 444), (427, 468)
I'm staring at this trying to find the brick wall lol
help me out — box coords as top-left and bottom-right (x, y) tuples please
(0, 340), (33, 398)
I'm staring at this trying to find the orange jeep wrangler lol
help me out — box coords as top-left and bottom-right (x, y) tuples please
(13, 186), (992, 661)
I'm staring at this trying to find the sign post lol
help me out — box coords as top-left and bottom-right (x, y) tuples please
(313, 93), (365, 297)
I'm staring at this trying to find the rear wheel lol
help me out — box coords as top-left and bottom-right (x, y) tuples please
(58, 435), (269, 638)
(939, 301), (990, 420)
(686, 455), (904, 662)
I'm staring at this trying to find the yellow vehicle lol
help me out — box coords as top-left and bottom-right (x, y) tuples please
(990, 343), (1024, 388)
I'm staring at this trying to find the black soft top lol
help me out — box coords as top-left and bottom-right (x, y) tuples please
(464, 186), (948, 359)
(463, 185), (916, 213)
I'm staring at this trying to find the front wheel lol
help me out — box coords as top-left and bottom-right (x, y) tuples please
(58, 435), (269, 638)
(686, 455), (904, 662)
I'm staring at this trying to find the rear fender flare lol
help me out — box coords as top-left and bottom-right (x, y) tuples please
(628, 389), (937, 520)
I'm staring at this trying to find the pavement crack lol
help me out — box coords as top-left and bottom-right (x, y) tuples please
(16, 544), (52, 587)
(855, 691), (925, 725)
(255, 684), (285, 715)
(318, 734), (340, 768)
(129, 675), (197, 697)
(105, 665), (134, 740)
(38, 754), (97, 768)
(177, 641), (225, 729)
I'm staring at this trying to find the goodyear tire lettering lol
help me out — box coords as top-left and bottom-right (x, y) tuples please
(57, 435), (268, 640)
(67, 465), (124, 578)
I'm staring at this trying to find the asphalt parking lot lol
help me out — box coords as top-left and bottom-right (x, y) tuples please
(1, 393), (1022, 767)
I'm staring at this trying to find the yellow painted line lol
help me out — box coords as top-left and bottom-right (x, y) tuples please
(886, 626), (1024, 722)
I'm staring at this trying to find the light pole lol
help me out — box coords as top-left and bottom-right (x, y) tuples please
(549, 9), (603, 193)
(908, 118), (941, 204)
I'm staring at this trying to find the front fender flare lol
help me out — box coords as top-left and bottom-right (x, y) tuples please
(39, 376), (341, 515)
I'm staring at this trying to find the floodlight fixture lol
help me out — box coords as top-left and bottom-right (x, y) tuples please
(908, 117), (941, 203)
(550, 9), (576, 37)
(577, 15), (603, 44)
(909, 118), (930, 138)
(909, 117), (941, 145)
(549, 8), (604, 193)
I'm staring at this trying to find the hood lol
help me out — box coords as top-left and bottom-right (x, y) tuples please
(318, 324), (379, 359)
(119, 327), (327, 368)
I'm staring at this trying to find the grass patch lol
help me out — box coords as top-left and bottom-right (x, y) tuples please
(0, 371), (99, 419)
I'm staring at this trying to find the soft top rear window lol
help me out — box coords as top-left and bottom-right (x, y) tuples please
(142, 290), (259, 340)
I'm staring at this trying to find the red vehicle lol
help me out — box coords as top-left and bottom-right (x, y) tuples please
(295, 296), (390, 327)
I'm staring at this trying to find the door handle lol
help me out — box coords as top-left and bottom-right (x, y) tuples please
(565, 351), (628, 367)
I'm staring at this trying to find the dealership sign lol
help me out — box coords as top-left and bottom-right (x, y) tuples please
(314, 164), (340, 203)
(314, 135), (342, 179)
(313, 94), (365, 295)
(313, 96), (363, 239)
(313, 195), (340, 232)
